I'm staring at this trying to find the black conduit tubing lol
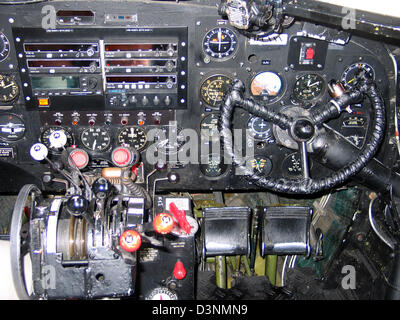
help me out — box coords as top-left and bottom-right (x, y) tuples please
(219, 76), (385, 194)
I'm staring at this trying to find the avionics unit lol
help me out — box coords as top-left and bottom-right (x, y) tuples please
(13, 27), (188, 111)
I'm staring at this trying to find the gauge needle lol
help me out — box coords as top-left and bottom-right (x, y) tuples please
(92, 140), (97, 150)
(309, 82), (319, 87)
(218, 30), (222, 52)
(2, 83), (13, 89)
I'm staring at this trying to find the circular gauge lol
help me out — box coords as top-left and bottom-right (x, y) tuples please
(40, 127), (73, 152)
(200, 75), (232, 109)
(0, 113), (25, 141)
(0, 32), (10, 62)
(203, 27), (238, 60)
(146, 287), (178, 300)
(250, 71), (283, 101)
(341, 62), (375, 89)
(118, 126), (147, 151)
(81, 127), (111, 152)
(200, 113), (220, 140)
(247, 156), (273, 176)
(282, 152), (308, 177)
(293, 74), (325, 104)
(247, 116), (275, 143)
(0, 74), (19, 103)
(153, 126), (185, 155)
(200, 153), (228, 178)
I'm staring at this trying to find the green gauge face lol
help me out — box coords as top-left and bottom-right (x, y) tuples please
(293, 74), (325, 103)
(81, 127), (111, 152)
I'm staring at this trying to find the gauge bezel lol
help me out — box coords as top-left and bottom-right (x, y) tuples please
(202, 27), (238, 61)
(246, 155), (273, 176)
(281, 152), (313, 178)
(199, 152), (230, 180)
(249, 71), (286, 105)
(199, 74), (233, 110)
(0, 74), (19, 103)
(39, 126), (74, 153)
(341, 62), (375, 90)
(117, 126), (148, 152)
(247, 116), (275, 142)
(200, 112), (220, 140)
(291, 73), (326, 105)
(0, 32), (10, 62)
(0, 113), (26, 142)
(80, 126), (112, 152)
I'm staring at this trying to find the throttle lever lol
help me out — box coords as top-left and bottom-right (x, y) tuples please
(169, 202), (191, 235)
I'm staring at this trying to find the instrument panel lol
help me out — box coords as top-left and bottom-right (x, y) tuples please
(0, 0), (394, 193)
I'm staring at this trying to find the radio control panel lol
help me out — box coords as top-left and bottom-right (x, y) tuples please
(13, 27), (188, 111)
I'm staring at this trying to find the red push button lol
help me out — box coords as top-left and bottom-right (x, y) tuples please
(120, 230), (142, 252)
(173, 260), (186, 280)
(305, 47), (315, 60)
(69, 149), (89, 169)
(111, 147), (132, 167)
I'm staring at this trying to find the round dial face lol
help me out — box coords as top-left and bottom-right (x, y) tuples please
(200, 153), (228, 178)
(203, 27), (238, 60)
(247, 156), (273, 176)
(0, 114), (25, 141)
(247, 116), (275, 143)
(341, 62), (375, 89)
(0, 74), (19, 103)
(118, 126), (147, 151)
(40, 127), (73, 152)
(200, 113), (220, 140)
(153, 126), (185, 155)
(293, 74), (325, 103)
(81, 127), (111, 152)
(0, 33), (10, 62)
(200, 75), (231, 109)
(250, 72), (283, 99)
(146, 287), (178, 300)
(282, 152), (303, 177)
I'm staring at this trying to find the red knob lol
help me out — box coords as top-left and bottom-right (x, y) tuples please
(173, 260), (186, 280)
(120, 230), (141, 252)
(69, 149), (89, 169)
(153, 213), (175, 234)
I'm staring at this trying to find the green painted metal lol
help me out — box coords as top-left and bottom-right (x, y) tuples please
(216, 256), (227, 289)
(266, 255), (277, 285)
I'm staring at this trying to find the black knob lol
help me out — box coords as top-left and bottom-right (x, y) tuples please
(66, 195), (88, 217)
(167, 172), (179, 184)
(293, 119), (315, 141)
(92, 178), (112, 199)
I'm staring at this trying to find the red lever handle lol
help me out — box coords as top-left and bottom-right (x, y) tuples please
(169, 202), (191, 235)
